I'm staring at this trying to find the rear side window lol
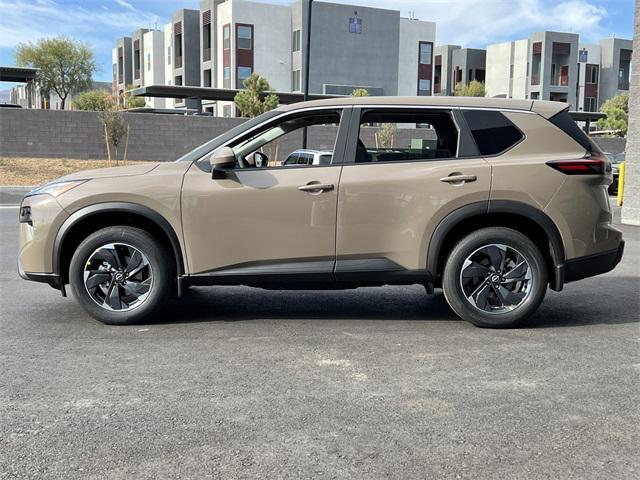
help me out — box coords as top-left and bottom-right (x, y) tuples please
(463, 110), (524, 156)
(548, 110), (599, 153)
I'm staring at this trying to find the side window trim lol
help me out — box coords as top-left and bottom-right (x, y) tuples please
(342, 106), (462, 165)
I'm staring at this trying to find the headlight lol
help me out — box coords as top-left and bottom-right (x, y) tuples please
(26, 180), (88, 198)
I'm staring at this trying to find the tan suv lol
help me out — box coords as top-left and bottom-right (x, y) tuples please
(18, 97), (624, 327)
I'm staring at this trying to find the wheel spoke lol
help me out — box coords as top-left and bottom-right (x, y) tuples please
(85, 271), (111, 291)
(462, 261), (490, 280)
(472, 283), (491, 311)
(95, 246), (122, 269)
(480, 245), (505, 271)
(105, 283), (123, 310)
(495, 285), (526, 307)
(123, 278), (151, 296)
(125, 250), (143, 274)
(503, 260), (528, 281)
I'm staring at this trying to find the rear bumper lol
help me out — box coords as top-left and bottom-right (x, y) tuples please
(564, 240), (625, 283)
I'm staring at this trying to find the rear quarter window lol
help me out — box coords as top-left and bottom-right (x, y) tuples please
(462, 110), (524, 156)
(548, 110), (600, 153)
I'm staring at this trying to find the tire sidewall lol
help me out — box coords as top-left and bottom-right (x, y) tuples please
(442, 228), (547, 328)
(69, 226), (172, 325)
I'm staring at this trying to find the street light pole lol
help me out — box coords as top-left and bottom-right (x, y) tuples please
(302, 0), (313, 148)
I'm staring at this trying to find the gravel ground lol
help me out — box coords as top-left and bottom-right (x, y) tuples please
(0, 206), (638, 479)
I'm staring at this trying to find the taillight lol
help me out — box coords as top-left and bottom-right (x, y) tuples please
(546, 155), (607, 175)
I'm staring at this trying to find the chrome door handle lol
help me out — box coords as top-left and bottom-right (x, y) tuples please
(298, 183), (334, 193)
(440, 174), (477, 184)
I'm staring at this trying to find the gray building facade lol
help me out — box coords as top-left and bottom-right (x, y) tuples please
(451, 47), (486, 90)
(528, 31), (579, 105)
(131, 28), (150, 88)
(433, 44), (460, 95)
(293, 0), (400, 96)
(114, 37), (132, 98)
(599, 37), (633, 107)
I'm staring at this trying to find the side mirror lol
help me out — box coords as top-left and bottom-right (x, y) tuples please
(210, 147), (235, 179)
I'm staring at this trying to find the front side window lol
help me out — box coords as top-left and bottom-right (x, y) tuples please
(237, 25), (252, 49)
(355, 109), (458, 163)
(227, 111), (342, 169)
(462, 110), (524, 156)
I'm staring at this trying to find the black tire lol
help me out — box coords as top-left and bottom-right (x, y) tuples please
(442, 227), (547, 328)
(69, 226), (173, 325)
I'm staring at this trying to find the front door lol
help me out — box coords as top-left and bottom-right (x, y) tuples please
(335, 107), (491, 279)
(181, 108), (350, 280)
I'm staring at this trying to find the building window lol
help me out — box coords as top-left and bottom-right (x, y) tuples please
(204, 68), (212, 87)
(223, 105), (231, 117)
(203, 23), (211, 50)
(238, 66), (252, 87)
(348, 17), (362, 34)
(237, 25), (252, 50)
(223, 66), (231, 89)
(510, 64), (514, 78)
(292, 69), (301, 91)
(223, 25), (230, 49)
(584, 97), (597, 112)
(147, 52), (151, 71)
(175, 75), (182, 86)
(292, 29), (301, 52)
(419, 43), (432, 65)
(167, 46), (171, 65)
(418, 79), (431, 96)
(586, 64), (598, 84)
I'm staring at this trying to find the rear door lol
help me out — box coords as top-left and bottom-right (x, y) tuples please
(335, 107), (491, 278)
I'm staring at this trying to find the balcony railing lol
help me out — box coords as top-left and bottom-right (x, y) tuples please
(175, 56), (182, 69)
(618, 79), (629, 90)
(203, 48), (211, 62)
(531, 74), (540, 85)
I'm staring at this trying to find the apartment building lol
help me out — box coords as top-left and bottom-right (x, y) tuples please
(485, 31), (631, 111)
(433, 45), (459, 95)
(130, 29), (151, 88)
(112, 37), (132, 99)
(113, 0), (435, 115)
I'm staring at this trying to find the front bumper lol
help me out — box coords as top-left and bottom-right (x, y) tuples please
(564, 240), (625, 283)
(18, 259), (65, 294)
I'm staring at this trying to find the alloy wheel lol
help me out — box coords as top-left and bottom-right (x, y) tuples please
(459, 243), (532, 314)
(83, 243), (153, 311)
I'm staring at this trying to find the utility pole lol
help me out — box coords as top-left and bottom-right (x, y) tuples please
(302, 0), (313, 148)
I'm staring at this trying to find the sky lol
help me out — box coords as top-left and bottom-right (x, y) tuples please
(0, 0), (635, 85)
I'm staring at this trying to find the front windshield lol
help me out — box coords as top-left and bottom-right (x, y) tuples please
(175, 109), (282, 163)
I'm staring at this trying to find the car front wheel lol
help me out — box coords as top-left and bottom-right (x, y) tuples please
(69, 226), (173, 325)
(442, 227), (547, 328)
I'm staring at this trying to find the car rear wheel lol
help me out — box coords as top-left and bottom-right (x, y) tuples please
(442, 227), (547, 328)
(69, 226), (173, 325)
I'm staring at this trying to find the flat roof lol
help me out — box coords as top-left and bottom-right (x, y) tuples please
(129, 85), (339, 104)
(0, 66), (39, 83)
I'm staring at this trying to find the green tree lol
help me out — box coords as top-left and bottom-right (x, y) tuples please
(15, 36), (97, 110)
(234, 73), (279, 117)
(454, 80), (486, 97)
(72, 90), (110, 111)
(351, 88), (369, 97)
(124, 84), (145, 109)
(597, 92), (629, 136)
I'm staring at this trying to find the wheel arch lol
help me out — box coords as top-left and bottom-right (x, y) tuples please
(53, 202), (185, 285)
(427, 200), (566, 291)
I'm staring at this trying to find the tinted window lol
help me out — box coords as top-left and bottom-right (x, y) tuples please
(463, 110), (524, 156)
(356, 109), (458, 163)
(548, 110), (599, 152)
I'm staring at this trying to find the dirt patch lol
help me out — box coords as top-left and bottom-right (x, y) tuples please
(0, 157), (150, 186)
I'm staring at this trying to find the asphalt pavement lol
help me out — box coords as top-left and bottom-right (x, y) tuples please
(0, 205), (638, 479)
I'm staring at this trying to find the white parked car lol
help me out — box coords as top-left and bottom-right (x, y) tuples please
(282, 149), (333, 166)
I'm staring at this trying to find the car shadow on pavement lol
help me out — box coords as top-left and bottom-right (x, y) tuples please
(145, 274), (639, 327)
(150, 286), (461, 324)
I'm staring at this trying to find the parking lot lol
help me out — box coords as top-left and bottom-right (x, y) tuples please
(0, 204), (638, 479)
